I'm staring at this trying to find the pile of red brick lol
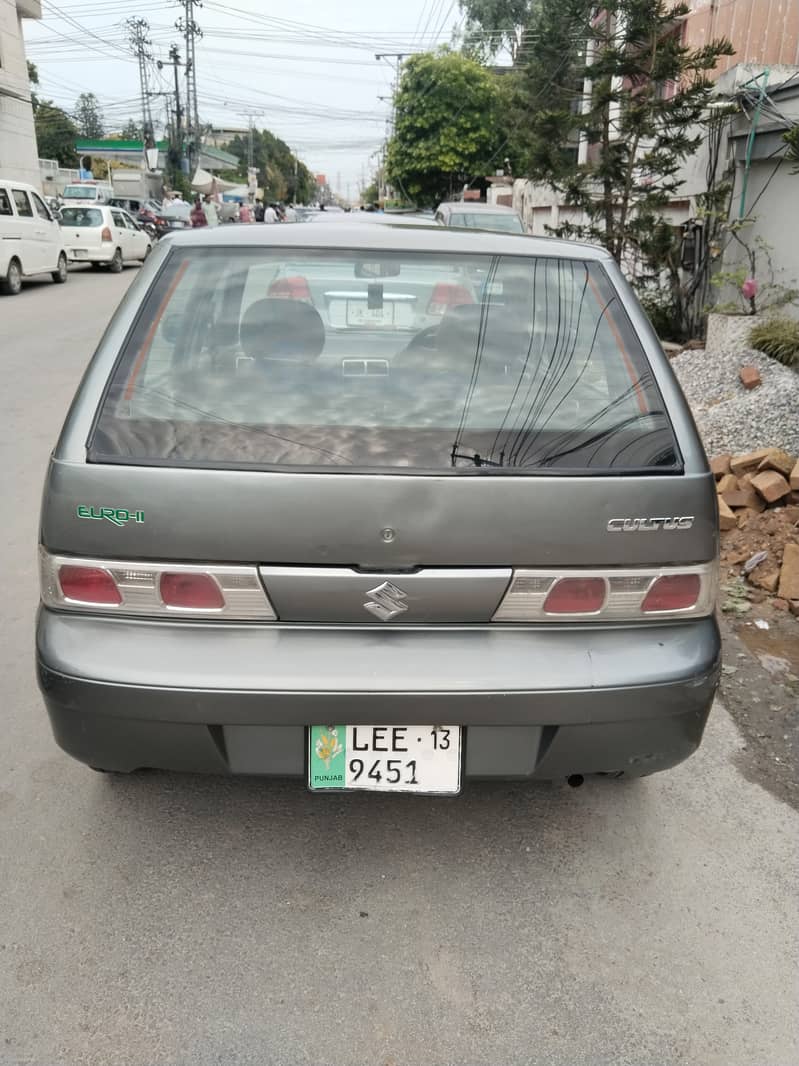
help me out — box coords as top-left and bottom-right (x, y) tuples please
(711, 448), (799, 612)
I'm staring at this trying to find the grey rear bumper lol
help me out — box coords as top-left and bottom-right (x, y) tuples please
(37, 610), (721, 779)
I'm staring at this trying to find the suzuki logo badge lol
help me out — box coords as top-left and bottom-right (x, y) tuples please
(364, 581), (409, 621)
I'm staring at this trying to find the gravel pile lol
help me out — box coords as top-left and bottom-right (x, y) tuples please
(670, 347), (799, 457)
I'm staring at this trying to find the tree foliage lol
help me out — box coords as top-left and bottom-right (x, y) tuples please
(459, 0), (534, 60)
(34, 103), (79, 166)
(74, 92), (105, 138)
(385, 49), (506, 207)
(119, 118), (143, 140)
(221, 128), (314, 203)
(514, 0), (734, 270)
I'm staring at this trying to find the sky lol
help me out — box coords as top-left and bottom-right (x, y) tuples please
(24, 0), (464, 196)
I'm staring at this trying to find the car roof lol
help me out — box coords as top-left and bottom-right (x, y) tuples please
(437, 201), (519, 214)
(163, 221), (611, 260)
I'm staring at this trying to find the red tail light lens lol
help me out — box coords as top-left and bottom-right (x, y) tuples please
(268, 276), (312, 301)
(427, 283), (474, 316)
(101, 226), (113, 242)
(543, 577), (606, 614)
(160, 572), (225, 610)
(641, 574), (701, 613)
(59, 565), (122, 605)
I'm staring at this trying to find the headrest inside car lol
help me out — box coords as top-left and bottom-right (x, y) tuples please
(240, 298), (325, 362)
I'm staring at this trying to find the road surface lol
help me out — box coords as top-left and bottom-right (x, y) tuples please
(0, 265), (796, 1066)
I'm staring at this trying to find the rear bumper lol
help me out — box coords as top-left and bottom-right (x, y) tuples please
(66, 246), (113, 262)
(36, 610), (721, 779)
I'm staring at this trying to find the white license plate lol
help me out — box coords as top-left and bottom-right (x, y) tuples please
(346, 302), (396, 327)
(309, 725), (461, 794)
(72, 249), (88, 257)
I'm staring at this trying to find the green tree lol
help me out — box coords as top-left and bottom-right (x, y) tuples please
(385, 49), (506, 207)
(459, 0), (536, 60)
(27, 61), (40, 112)
(222, 128), (314, 203)
(119, 118), (143, 140)
(517, 0), (733, 269)
(784, 126), (799, 174)
(74, 92), (105, 138)
(34, 102), (79, 166)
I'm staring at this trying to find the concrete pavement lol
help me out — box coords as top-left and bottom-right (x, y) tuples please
(0, 264), (797, 1066)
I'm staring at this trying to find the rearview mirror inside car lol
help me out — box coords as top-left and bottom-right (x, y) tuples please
(355, 261), (401, 279)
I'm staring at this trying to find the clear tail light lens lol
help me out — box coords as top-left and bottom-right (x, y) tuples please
(58, 565), (122, 605)
(268, 276), (312, 301)
(101, 226), (113, 242)
(493, 564), (717, 622)
(40, 551), (276, 620)
(427, 282), (474, 316)
(544, 577), (606, 614)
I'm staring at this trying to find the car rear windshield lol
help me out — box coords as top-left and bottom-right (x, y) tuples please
(449, 213), (525, 234)
(60, 207), (103, 227)
(89, 247), (679, 474)
(63, 186), (98, 200)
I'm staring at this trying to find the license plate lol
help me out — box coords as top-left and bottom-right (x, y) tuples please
(72, 249), (88, 257)
(309, 725), (461, 794)
(346, 302), (396, 327)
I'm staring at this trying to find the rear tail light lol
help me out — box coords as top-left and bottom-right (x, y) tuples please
(268, 276), (312, 301)
(427, 283), (474, 316)
(101, 226), (112, 242)
(40, 551), (276, 620)
(493, 564), (716, 622)
(641, 573), (701, 613)
(58, 565), (122, 605)
(160, 572), (225, 610)
(543, 577), (606, 614)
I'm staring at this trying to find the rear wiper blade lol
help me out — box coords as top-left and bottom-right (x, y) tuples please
(450, 447), (504, 468)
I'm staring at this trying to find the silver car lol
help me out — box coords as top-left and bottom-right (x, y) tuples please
(36, 223), (720, 792)
(435, 201), (527, 234)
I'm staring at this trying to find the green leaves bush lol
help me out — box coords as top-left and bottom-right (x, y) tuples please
(748, 316), (799, 368)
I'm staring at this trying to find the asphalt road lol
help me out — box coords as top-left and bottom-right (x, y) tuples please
(0, 264), (797, 1066)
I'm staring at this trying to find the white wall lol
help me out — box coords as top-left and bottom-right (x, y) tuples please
(0, 0), (41, 187)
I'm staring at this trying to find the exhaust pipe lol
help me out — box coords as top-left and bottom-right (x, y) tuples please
(567, 774), (584, 788)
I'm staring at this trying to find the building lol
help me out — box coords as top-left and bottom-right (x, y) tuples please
(0, 0), (41, 187)
(684, 0), (799, 77)
(498, 0), (799, 321)
(205, 126), (248, 150)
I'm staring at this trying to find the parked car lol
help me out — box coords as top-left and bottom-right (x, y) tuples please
(58, 204), (152, 271)
(60, 181), (114, 205)
(0, 179), (68, 295)
(37, 224), (720, 788)
(435, 201), (527, 234)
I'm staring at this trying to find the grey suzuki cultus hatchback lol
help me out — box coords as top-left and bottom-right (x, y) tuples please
(37, 223), (720, 791)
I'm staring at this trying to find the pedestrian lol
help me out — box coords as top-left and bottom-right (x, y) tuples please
(240, 200), (253, 223)
(264, 202), (277, 224)
(254, 199), (265, 223)
(283, 203), (297, 222)
(203, 195), (219, 227)
(190, 197), (207, 227)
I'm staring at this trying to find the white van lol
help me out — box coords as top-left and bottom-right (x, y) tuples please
(60, 181), (114, 205)
(0, 180), (68, 295)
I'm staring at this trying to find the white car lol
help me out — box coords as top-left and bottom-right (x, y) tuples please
(0, 179), (68, 295)
(59, 205), (152, 272)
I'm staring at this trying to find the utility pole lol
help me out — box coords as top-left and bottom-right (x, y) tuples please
(127, 17), (154, 147)
(158, 46), (184, 185)
(375, 53), (407, 134)
(176, 0), (202, 173)
(375, 53), (408, 203)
